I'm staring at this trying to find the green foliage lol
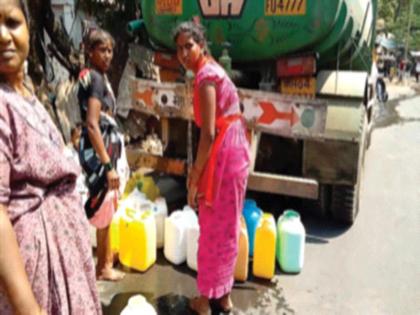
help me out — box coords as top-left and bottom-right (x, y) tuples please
(378, 0), (420, 50)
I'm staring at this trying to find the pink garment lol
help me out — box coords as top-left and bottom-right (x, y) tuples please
(89, 190), (117, 229)
(195, 62), (250, 298)
(0, 86), (101, 315)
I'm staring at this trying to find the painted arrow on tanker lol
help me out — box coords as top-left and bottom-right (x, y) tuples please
(257, 101), (300, 126)
(133, 88), (154, 108)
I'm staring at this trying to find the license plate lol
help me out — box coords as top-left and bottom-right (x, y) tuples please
(156, 0), (183, 15)
(265, 0), (307, 16)
(280, 76), (316, 97)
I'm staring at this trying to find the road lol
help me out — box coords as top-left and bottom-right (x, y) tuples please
(100, 83), (420, 315)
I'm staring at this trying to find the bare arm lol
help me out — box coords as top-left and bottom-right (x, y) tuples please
(86, 97), (111, 164)
(187, 83), (216, 207)
(0, 205), (44, 315)
(86, 98), (119, 190)
(193, 83), (216, 174)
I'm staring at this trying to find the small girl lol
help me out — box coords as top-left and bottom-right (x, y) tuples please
(173, 21), (250, 314)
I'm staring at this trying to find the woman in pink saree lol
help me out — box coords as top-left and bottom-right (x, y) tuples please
(0, 1), (101, 314)
(174, 21), (250, 315)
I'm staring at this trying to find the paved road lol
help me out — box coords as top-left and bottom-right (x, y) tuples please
(100, 85), (420, 315)
(269, 88), (420, 315)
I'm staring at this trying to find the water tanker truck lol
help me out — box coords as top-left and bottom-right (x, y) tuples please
(119, 0), (377, 224)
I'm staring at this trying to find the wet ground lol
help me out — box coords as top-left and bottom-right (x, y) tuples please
(99, 81), (420, 314)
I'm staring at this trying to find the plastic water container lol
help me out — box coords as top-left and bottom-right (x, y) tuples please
(137, 176), (160, 201)
(120, 294), (157, 315)
(234, 216), (249, 282)
(243, 199), (262, 256)
(277, 210), (305, 273)
(109, 196), (144, 254)
(125, 188), (148, 210)
(109, 208), (124, 253)
(164, 208), (197, 265)
(183, 205), (199, 226)
(253, 213), (277, 279)
(186, 223), (200, 271)
(119, 208), (157, 272)
(154, 197), (168, 249)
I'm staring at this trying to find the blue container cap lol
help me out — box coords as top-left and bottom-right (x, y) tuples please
(244, 199), (257, 209)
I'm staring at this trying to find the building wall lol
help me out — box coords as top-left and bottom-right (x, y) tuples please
(48, 0), (87, 84)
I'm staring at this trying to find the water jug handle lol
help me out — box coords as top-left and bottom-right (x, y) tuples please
(125, 207), (137, 219)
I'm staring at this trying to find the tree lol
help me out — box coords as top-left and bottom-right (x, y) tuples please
(378, 0), (420, 50)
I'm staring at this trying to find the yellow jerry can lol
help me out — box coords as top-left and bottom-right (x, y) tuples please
(119, 208), (157, 272)
(252, 213), (277, 280)
(234, 216), (249, 282)
(109, 209), (124, 253)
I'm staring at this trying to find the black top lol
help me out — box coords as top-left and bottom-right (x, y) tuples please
(77, 68), (116, 122)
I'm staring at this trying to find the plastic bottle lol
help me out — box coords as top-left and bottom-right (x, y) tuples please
(187, 223), (200, 271)
(120, 294), (156, 315)
(234, 216), (249, 282)
(253, 213), (277, 279)
(154, 197), (168, 249)
(119, 209), (157, 272)
(277, 210), (305, 273)
(243, 199), (262, 256)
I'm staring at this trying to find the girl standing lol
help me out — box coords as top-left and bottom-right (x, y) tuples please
(77, 29), (125, 281)
(174, 21), (250, 315)
(0, 0), (101, 313)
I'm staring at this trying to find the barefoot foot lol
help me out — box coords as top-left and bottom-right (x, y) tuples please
(189, 296), (210, 315)
(97, 268), (125, 281)
(218, 293), (233, 312)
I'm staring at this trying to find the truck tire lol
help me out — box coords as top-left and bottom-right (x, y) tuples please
(304, 184), (331, 217)
(330, 184), (359, 224)
(331, 106), (366, 225)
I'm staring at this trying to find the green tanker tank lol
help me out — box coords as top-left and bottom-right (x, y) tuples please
(138, 0), (376, 71)
(124, 0), (378, 225)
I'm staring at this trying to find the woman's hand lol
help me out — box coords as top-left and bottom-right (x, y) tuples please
(187, 184), (198, 209)
(106, 168), (120, 190)
(187, 167), (202, 209)
(187, 166), (200, 190)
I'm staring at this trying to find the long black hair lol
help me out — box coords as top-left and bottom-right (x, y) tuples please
(173, 21), (210, 56)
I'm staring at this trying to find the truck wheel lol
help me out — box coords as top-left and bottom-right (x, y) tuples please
(304, 184), (331, 217)
(330, 184), (359, 224)
(331, 106), (366, 225)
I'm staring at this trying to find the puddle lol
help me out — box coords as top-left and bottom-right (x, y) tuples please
(155, 294), (195, 315)
(371, 91), (420, 130)
(233, 278), (295, 315)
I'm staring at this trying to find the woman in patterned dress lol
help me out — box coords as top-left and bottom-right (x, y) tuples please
(174, 21), (250, 315)
(0, 0), (101, 314)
